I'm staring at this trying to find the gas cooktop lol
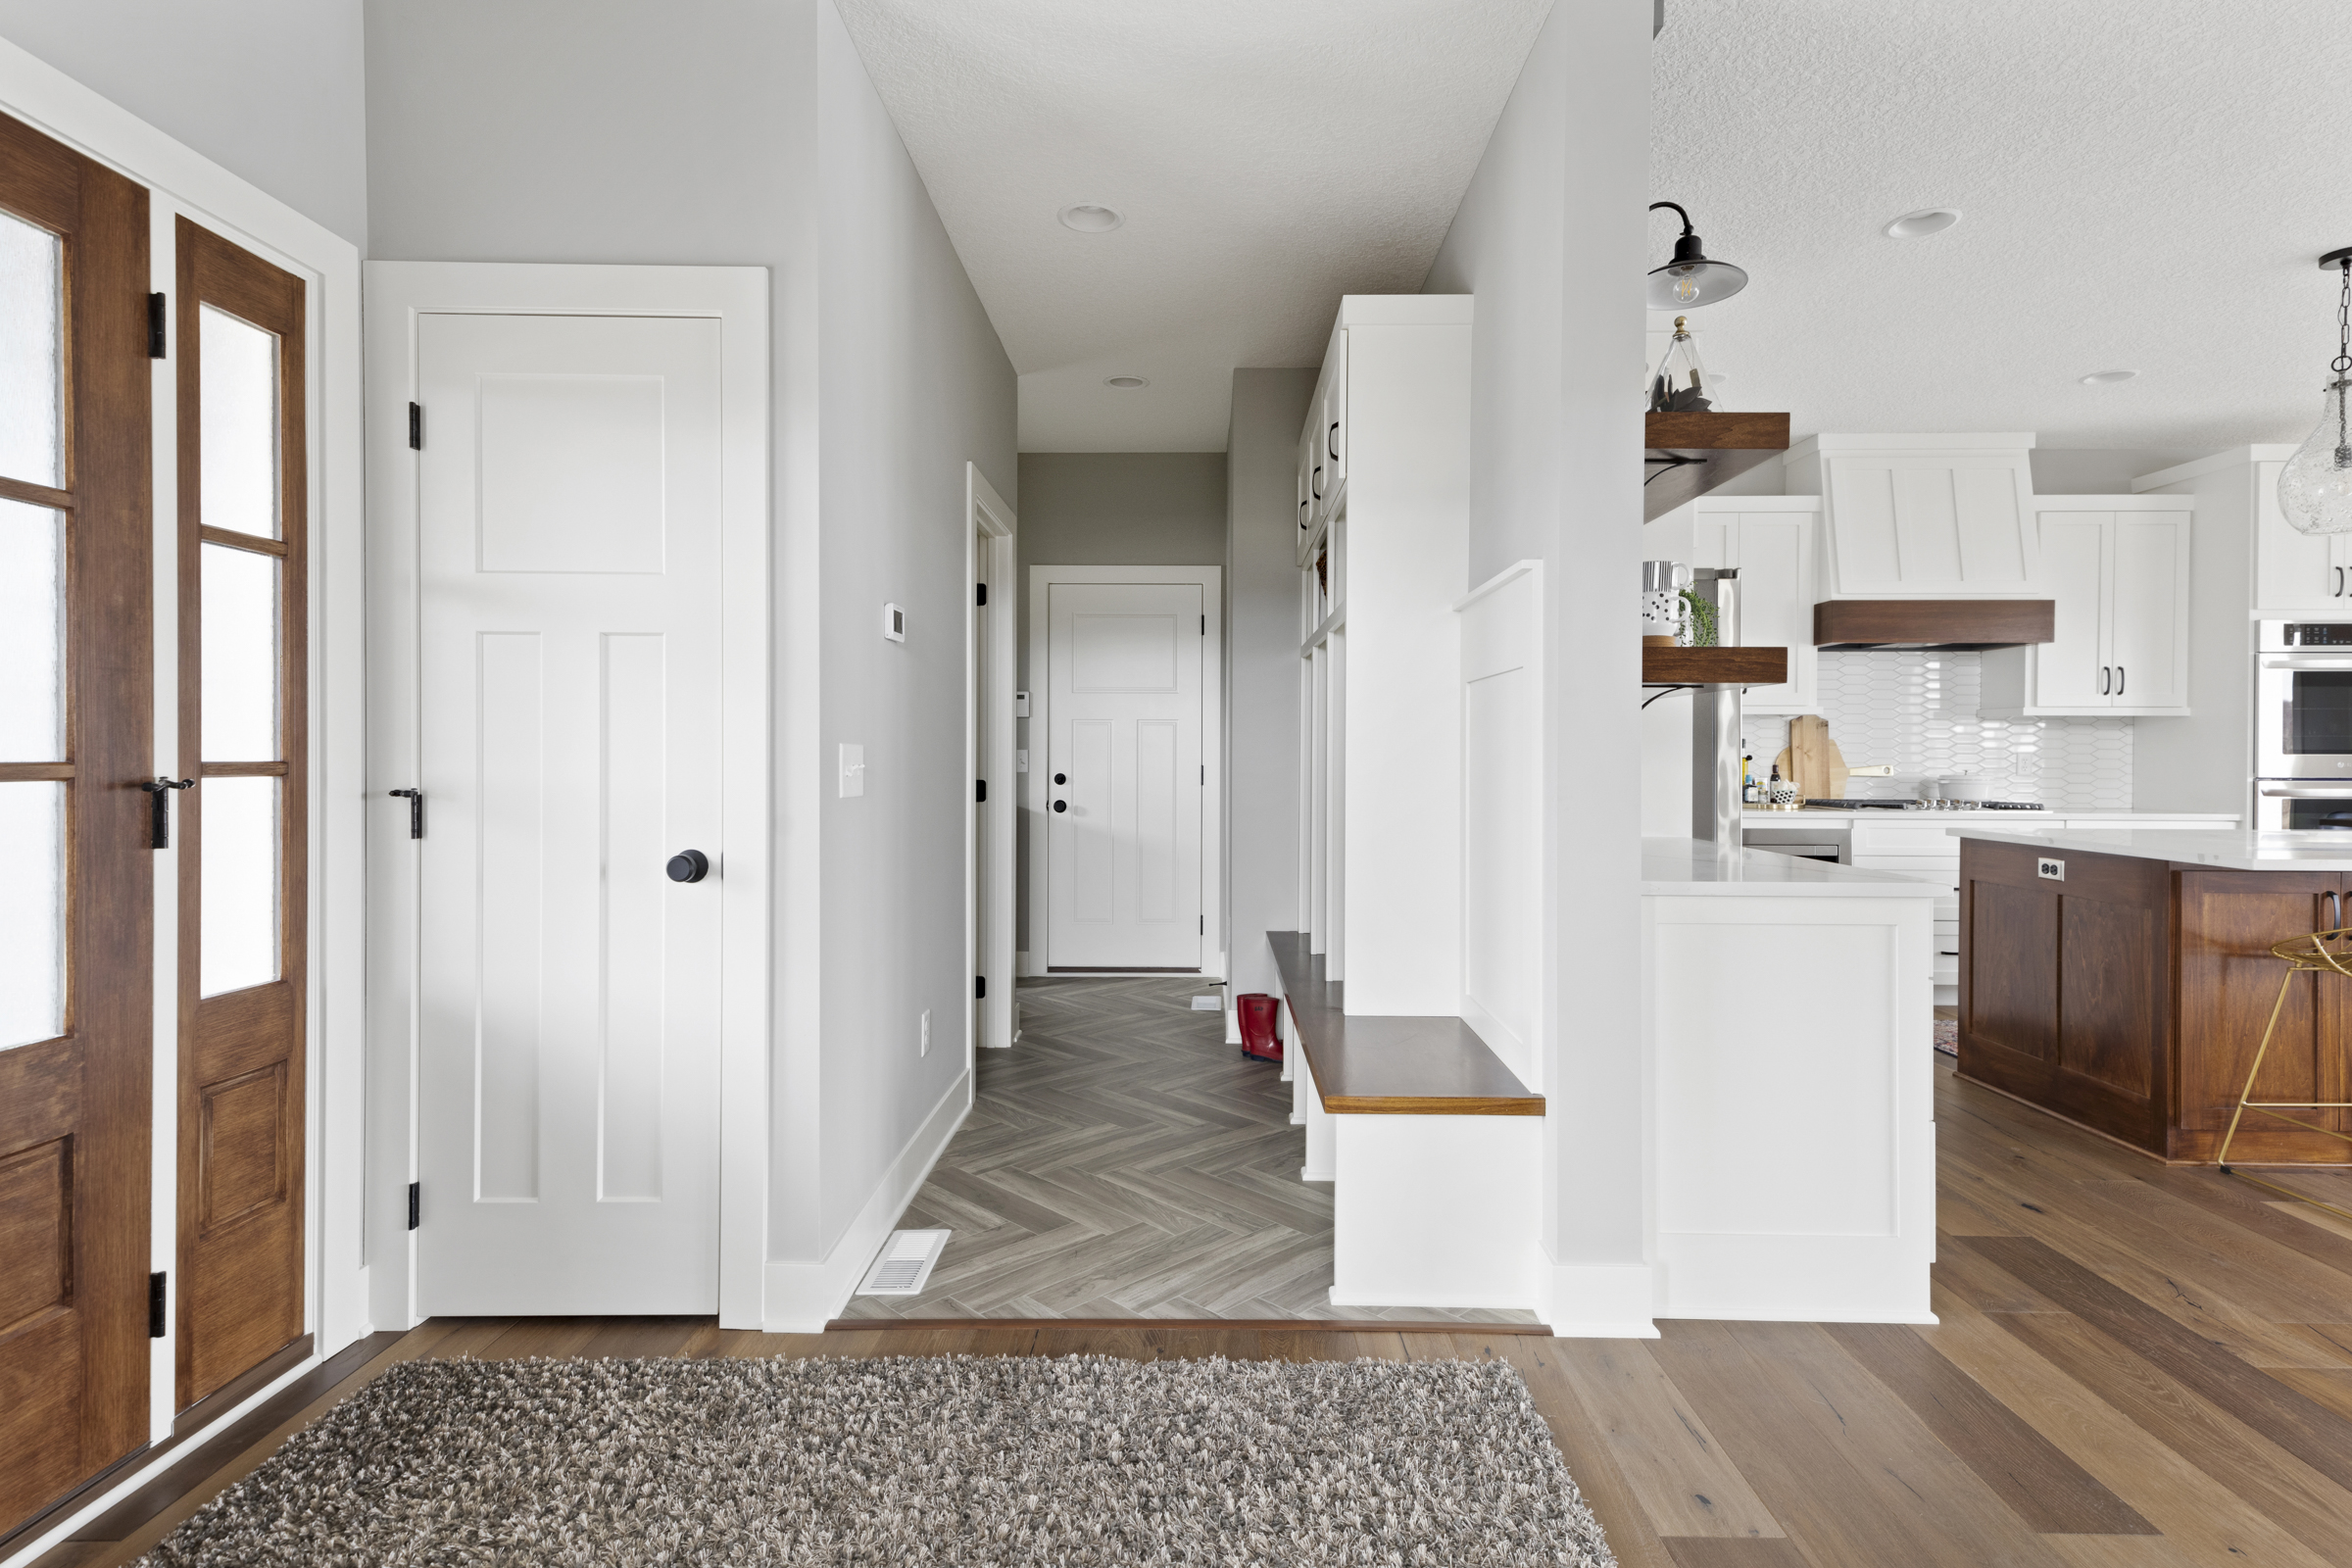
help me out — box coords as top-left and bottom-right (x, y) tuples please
(1795, 799), (2046, 810)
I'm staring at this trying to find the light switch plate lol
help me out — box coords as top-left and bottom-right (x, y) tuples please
(839, 743), (865, 798)
(882, 603), (906, 642)
(1014, 690), (1031, 718)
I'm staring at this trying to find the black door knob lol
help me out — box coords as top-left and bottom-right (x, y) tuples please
(1054, 772), (1066, 785)
(666, 850), (710, 883)
(1053, 800), (1066, 812)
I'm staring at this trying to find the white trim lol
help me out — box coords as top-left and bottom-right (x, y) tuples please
(1536, 1260), (1660, 1339)
(0, 39), (365, 1567)
(361, 262), (772, 1333)
(762, 1068), (971, 1331)
(1025, 564), (1225, 975)
(967, 466), (1017, 1050)
(2130, 444), (2298, 492)
(1451, 557), (1542, 612)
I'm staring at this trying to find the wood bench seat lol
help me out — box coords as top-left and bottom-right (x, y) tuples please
(1266, 932), (1542, 1115)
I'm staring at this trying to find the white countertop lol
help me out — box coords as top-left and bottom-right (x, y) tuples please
(1742, 808), (2241, 824)
(1954, 827), (2352, 871)
(1642, 838), (1947, 897)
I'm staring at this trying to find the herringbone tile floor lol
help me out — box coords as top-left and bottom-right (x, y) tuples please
(841, 976), (1539, 1322)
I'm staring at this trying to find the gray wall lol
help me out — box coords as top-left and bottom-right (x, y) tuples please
(1225, 371), (1316, 1006)
(0, 0), (368, 244)
(1012, 452), (1227, 956)
(1423, 0), (1653, 1326)
(365, 0), (1017, 1267)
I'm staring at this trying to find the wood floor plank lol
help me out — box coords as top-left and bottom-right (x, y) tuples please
(1918, 1286), (2339, 1568)
(1546, 1338), (1786, 1541)
(1650, 1320), (2057, 1568)
(2041, 1538), (2237, 1568)
(1488, 1336), (1679, 1568)
(1661, 1541), (1815, 1568)
(2261, 1367), (2352, 1425)
(1968, 1235), (2352, 1491)
(1823, 1320), (2152, 1535)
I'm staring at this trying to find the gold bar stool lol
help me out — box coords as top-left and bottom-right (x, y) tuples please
(2216, 923), (2352, 1223)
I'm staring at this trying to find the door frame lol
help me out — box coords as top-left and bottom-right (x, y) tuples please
(1025, 564), (1225, 979)
(0, 34), (364, 1562)
(969, 466), (1017, 1050)
(362, 263), (771, 1332)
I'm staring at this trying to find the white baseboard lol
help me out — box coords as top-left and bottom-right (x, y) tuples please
(761, 1069), (970, 1332)
(1538, 1259), (1659, 1339)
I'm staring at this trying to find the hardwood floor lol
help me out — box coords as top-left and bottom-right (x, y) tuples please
(840, 974), (1538, 1322)
(31, 1056), (2352, 1568)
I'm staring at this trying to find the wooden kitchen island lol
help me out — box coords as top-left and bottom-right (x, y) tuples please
(1959, 828), (2352, 1164)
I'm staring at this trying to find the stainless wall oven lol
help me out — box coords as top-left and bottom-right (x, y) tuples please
(2257, 621), (2352, 781)
(2256, 784), (2352, 830)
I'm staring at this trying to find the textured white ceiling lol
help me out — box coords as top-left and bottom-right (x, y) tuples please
(1652, 0), (2352, 454)
(834, 0), (1553, 452)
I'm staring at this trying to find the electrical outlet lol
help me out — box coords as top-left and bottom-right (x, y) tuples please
(920, 1008), (931, 1055)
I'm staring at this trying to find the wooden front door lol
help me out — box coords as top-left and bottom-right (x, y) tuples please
(0, 115), (154, 1535)
(173, 220), (308, 1410)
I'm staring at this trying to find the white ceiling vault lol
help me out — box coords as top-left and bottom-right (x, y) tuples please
(1652, 0), (2352, 454)
(834, 0), (1554, 452)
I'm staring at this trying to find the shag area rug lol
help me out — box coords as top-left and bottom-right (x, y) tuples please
(138, 1353), (1615, 1566)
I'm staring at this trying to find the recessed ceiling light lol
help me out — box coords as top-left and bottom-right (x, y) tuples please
(1104, 375), (1149, 389)
(2079, 369), (2138, 385)
(1884, 208), (1962, 239)
(1059, 204), (1124, 232)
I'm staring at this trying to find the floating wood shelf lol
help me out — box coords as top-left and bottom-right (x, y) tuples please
(1643, 410), (1791, 522)
(1642, 646), (1788, 687)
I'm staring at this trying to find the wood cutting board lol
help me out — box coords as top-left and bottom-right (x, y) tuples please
(1775, 714), (1848, 801)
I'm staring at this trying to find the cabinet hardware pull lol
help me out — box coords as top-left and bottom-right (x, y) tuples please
(2338, 566), (2344, 598)
(2117, 664), (2125, 696)
(1311, 466), (1323, 500)
(1329, 420), (1340, 463)
(2100, 665), (2110, 696)
(2328, 891), (2341, 932)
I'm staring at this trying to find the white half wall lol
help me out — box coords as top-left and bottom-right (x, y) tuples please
(1458, 562), (1544, 1092)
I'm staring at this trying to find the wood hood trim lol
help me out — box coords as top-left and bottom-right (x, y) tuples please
(1814, 599), (2055, 650)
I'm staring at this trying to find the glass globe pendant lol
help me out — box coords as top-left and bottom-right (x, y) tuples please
(2280, 249), (2352, 535)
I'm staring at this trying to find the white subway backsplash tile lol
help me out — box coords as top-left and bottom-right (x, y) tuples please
(1744, 651), (2132, 809)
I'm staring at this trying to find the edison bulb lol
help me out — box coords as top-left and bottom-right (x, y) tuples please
(1672, 273), (1700, 305)
(2280, 379), (2352, 535)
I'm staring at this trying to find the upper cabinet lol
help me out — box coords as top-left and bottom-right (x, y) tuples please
(1980, 502), (2192, 717)
(1298, 321), (1350, 554)
(1786, 433), (2041, 599)
(2248, 453), (2352, 612)
(1655, 496), (1820, 715)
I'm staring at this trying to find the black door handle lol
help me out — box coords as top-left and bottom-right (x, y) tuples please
(666, 849), (710, 883)
(1310, 465), (1323, 500)
(1053, 800), (1066, 813)
(1054, 772), (1066, 785)
(388, 787), (423, 839)
(139, 776), (194, 850)
(2116, 664), (2125, 697)
(1328, 420), (1340, 463)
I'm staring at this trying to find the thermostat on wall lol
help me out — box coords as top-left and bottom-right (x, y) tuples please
(883, 603), (906, 642)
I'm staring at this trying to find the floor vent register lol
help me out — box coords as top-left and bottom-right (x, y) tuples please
(857, 1229), (950, 1296)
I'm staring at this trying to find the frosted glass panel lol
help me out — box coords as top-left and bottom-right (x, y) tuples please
(200, 776), (279, 997)
(201, 543), (279, 760)
(0, 499), (64, 760)
(0, 209), (62, 488)
(0, 782), (65, 1049)
(200, 305), (279, 539)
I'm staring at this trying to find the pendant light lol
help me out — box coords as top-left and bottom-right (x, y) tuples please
(1647, 201), (1748, 310)
(2281, 248), (2352, 535)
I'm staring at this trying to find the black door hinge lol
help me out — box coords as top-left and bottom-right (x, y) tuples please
(139, 776), (193, 849)
(976, 778), (987, 803)
(389, 788), (423, 839)
(408, 402), (422, 450)
(977, 582), (988, 606)
(147, 293), (166, 358)
(408, 1182), (420, 1231)
(974, 975), (986, 1000)
(149, 1271), (167, 1337)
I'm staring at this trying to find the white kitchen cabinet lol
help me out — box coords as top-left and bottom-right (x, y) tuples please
(1980, 503), (2191, 717)
(1647, 496), (1820, 715)
(1785, 433), (2041, 599)
(2250, 454), (2352, 611)
(1296, 321), (1350, 548)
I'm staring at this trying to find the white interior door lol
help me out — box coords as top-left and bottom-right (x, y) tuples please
(1046, 582), (1203, 968)
(416, 312), (723, 1314)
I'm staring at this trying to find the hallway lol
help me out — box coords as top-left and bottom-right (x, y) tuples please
(841, 977), (1538, 1322)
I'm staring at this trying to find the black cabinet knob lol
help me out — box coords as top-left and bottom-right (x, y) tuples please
(666, 850), (710, 883)
(1053, 801), (1067, 813)
(1054, 772), (1066, 785)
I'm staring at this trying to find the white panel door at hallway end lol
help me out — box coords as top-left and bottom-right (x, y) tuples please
(416, 312), (723, 1315)
(1046, 582), (1204, 969)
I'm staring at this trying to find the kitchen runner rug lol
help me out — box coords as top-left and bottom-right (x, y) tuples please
(136, 1352), (1616, 1567)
